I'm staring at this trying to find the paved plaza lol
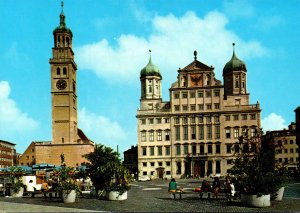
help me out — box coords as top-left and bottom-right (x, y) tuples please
(0, 178), (300, 212)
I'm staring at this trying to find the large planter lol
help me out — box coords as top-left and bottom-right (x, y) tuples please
(273, 187), (285, 201)
(241, 194), (270, 207)
(107, 190), (127, 201)
(62, 190), (77, 203)
(10, 187), (24, 198)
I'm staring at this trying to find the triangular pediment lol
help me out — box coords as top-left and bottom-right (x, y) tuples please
(182, 60), (213, 71)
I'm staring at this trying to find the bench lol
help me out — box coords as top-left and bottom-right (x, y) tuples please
(26, 184), (56, 198)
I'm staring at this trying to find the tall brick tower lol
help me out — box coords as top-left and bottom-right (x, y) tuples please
(50, 2), (78, 145)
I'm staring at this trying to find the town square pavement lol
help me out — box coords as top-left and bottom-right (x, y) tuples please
(0, 178), (300, 212)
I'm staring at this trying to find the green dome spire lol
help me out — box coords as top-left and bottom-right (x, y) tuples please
(53, 1), (72, 36)
(140, 50), (161, 78)
(223, 43), (246, 74)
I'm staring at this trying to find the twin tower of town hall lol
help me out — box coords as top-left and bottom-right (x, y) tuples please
(137, 49), (261, 179)
(19, 3), (261, 177)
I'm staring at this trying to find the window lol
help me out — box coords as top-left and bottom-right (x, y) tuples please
(216, 144), (221, 154)
(250, 114), (256, 120)
(157, 131), (162, 141)
(214, 90), (220, 97)
(234, 128), (239, 138)
(233, 114), (239, 121)
(190, 92), (195, 98)
(198, 116), (204, 123)
(242, 114), (247, 120)
(290, 148), (294, 153)
(226, 144), (232, 154)
(149, 131), (154, 141)
(176, 162), (182, 174)
(150, 162), (155, 167)
(176, 145), (181, 155)
(174, 105), (180, 111)
(250, 128), (256, 137)
(198, 91), (203, 97)
(208, 144), (212, 154)
(225, 115), (230, 121)
(158, 162), (163, 167)
(141, 132), (146, 142)
(205, 91), (211, 97)
(149, 118), (154, 124)
(184, 127), (188, 140)
(165, 131), (170, 141)
(165, 118), (170, 123)
(158, 146), (162, 156)
(63, 67), (67, 75)
(199, 125), (204, 140)
(184, 144), (189, 155)
(207, 125), (212, 139)
(143, 162), (147, 167)
(174, 93), (179, 99)
(206, 116), (211, 123)
(182, 93), (188, 98)
(226, 129), (231, 138)
(290, 140), (294, 144)
(150, 147), (154, 156)
(206, 104), (212, 110)
(191, 126), (196, 140)
(182, 105), (188, 111)
(214, 116), (220, 122)
(175, 127), (180, 140)
(56, 67), (61, 75)
(198, 104), (204, 110)
(141, 119), (146, 124)
(215, 126), (220, 139)
(214, 103), (220, 109)
(142, 147), (147, 156)
(183, 117), (188, 124)
(165, 146), (170, 156)
(166, 161), (170, 166)
(191, 117), (196, 124)
(200, 144), (204, 155)
(175, 117), (180, 124)
(156, 118), (162, 124)
(191, 105), (196, 111)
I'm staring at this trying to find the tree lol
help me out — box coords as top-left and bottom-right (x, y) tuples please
(84, 144), (121, 194)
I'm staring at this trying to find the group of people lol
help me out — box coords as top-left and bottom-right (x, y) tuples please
(168, 175), (239, 200)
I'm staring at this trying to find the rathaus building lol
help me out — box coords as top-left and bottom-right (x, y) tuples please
(136, 46), (261, 179)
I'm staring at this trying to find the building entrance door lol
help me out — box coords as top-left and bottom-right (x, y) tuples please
(194, 160), (205, 178)
(156, 167), (164, 179)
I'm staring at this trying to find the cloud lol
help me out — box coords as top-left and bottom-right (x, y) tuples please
(78, 107), (127, 147)
(222, 0), (254, 19)
(76, 11), (267, 85)
(262, 113), (288, 132)
(0, 81), (38, 136)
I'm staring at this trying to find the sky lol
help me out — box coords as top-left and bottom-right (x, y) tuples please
(0, 0), (299, 156)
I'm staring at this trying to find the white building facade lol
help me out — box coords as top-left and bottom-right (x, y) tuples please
(137, 47), (261, 179)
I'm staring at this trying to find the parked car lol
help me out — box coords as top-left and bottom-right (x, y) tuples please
(138, 175), (150, 182)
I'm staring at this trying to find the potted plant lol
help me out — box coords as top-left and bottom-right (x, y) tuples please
(105, 164), (131, 200)
(84, 144), (132, 200)
(6, 166), (26, 197)
(229, 128), (277, 207)
(55, 154), (81, 203)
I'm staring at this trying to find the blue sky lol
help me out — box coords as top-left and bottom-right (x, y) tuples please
(0, 0), (299, 155)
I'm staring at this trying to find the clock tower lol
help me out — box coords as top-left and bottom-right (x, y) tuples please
(50, 2), (78, 144)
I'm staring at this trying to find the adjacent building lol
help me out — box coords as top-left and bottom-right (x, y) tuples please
(19, 3), (94, 167)
(265, 122), (298, 172)
(0, 140), (15, 168)
(137, 46), (261, 179)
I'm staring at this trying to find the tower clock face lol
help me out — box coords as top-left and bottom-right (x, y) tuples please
(56, 79), (67, 90)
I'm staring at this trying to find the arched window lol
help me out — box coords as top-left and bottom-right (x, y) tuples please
(63, 67), (67, 75)
(56, 68), (61, 75)
(66, 37), (70, 47)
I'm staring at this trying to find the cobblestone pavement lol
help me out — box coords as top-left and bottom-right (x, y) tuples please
(0, 178), (300, 212)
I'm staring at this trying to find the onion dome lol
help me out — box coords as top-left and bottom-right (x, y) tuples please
(140, 50), (161, 78)
(223, 43), (246, 75)
(53, 1), (72, 36)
